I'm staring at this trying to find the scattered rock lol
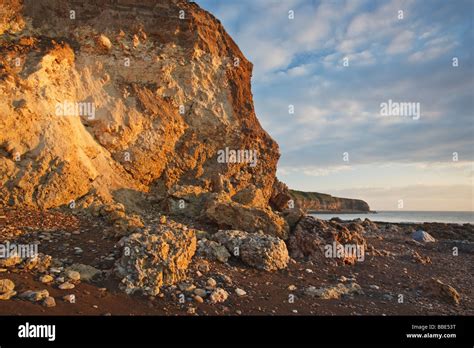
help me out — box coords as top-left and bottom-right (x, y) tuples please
(194, 295), (204, 303)
(65, 270), (81, 282)
(304, 283), (363, 299)
(209, 288), (229, 304)
(194, 288), (207, 298)
(0, 254), (22, 268)
(63, 294), (76, 303)
(20, 289), (49, 302)
(65, 264), (101, 282)
(97, 34), (112, 50)
(206, 278), (217, 288)
(289, 216), (366, 265)
(58, 282), (75, 290)
(204, 198), (289, 239)
(114, 224), (197, 296)
(42, 296), (56, 307)
(178, 282), (196, 292)
(196, 239), (231, 263)
(39, 275), (54, 283)
(235, 288), (246, 296)
(422, 278), (460, 305)
(412, 230), (436, 243)
(195, 260), (210, 273)
(411, 251), (432, 264)
(213, 230), (289, 271)
(0, 279), (15, 293)
(0, 279), (16, 300)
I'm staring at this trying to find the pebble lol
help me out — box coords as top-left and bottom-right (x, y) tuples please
(66, 270), (81, 281)
(39, 275), (54, 283)
(63, 294), (76, 303)
(305, 269), (313, 273)
(194, 295), (204, 303)
(206, 278), (217, 288)
(0, 279), (15, 293)
(370, 285), (380, 290)
(58, 282), (75, 290)
(292, 309), (298, 314)
(42, 296), (56, 307)
(20, 289), (49, 302)
(235, 288), (247, 296)
(0, 279), (16, 300)
(209, 288), (229, 304)
(194, 288), (207, 297)
(288, 285), (297, 291)
(178, 283), (196, 292)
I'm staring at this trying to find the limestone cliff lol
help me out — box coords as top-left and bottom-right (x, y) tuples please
(289, 190), (370, 213)
(0, 0), (290, 234)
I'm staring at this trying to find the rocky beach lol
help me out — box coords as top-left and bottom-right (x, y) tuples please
(0, 0), (472, 319)
(0, 206), (472, 316)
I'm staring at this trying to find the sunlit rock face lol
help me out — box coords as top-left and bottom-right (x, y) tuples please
(0, 0), (281, 218)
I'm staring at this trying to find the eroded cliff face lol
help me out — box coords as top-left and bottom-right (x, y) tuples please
(289, 190), (370, 213)
(0, 0), (287, 235)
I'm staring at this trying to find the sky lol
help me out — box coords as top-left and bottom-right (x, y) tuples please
(195, 0), (474, 211)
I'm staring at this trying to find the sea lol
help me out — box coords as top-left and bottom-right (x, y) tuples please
(310, 211), (474, 224)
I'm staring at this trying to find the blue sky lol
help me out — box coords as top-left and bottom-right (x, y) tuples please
(196, 0), (474, 211)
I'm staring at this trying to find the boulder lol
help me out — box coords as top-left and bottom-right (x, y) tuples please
(231, 185), (267, 208)
(204, 198), (289, 239)
(269, 179), (292, 211)
(114, 223), (197, 296)
(65, 264), (101, 282)
(213, 230), (289, 271)
(196, 239), (231, 263)
(288, 216), (366, 265)
(422, 278), (460, 305)
(412, 230), (436, 243)
(20, 289), (49, 302)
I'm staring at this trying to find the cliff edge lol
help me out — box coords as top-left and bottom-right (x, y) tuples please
(0, 0), (289, 237)
(289, 190), (370, 213)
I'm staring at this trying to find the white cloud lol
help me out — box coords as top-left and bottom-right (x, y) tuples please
(278, 165), (353, 177)
(386, 30), (415, 54)
(408, 36), (458, 63)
